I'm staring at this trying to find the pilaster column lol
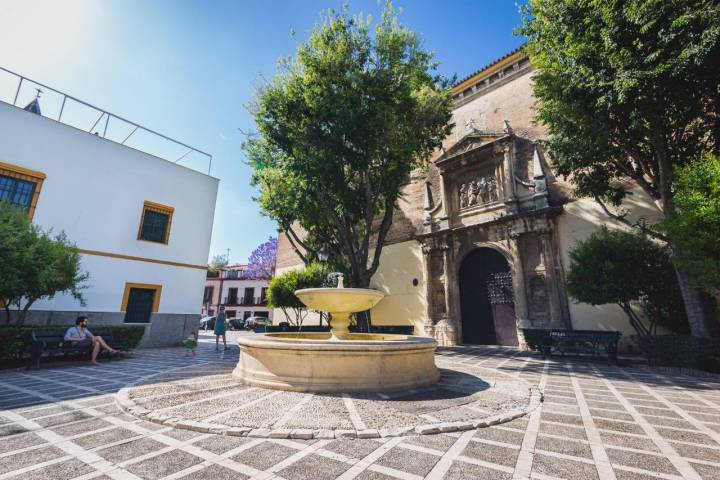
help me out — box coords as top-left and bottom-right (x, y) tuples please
(509, 229), (530, 329)
(503, 144), (518, 213)
(539, 228), (564, 328)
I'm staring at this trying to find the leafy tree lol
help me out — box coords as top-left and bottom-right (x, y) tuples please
(0, 203), (88, 326)
(207, 254), (228, 277)
(246, 2), (453, 330)
(520, 0), (720, 336)
(565, 227), (688, 337)
(245, 236), (278, 280)
(663, 154), (720, 295)
(266, 263), (333, 329)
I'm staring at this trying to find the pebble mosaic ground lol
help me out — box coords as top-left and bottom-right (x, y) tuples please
(1, 331), (720, 479)
(117, 361), (536, 439)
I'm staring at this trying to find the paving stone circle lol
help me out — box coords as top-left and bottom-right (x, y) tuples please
(117, 360), (539, 439)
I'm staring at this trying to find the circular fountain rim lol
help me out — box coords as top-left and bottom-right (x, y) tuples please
(294, 287), (386, 297)
(238, 332), (437, 351)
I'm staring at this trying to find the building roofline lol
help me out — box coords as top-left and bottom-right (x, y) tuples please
(451, 45), (527, 94)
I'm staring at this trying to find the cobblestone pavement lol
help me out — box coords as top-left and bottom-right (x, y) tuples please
(1, 337), (720, 480)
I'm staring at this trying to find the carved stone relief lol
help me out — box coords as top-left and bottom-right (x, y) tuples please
(459, 174), (498, 209)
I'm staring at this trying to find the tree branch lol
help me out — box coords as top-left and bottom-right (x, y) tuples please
(594, 196), (669, 242)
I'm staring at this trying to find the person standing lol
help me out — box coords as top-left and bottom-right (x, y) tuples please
(214, 306), (227, 351)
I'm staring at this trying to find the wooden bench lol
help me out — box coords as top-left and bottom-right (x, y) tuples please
(540, 329), (621, 363)
(28, 329), (119, 369)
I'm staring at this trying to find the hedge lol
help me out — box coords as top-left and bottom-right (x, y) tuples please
(0, 325), (146, 360)
(521, 328), (552, 351)
(638, 335), (720, 373)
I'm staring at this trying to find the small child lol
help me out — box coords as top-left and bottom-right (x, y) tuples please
(184, 332), (198, 357)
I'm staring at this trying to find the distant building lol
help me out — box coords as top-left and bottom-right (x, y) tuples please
(0, 68), (218, 347)
(201, 264), (272, 321)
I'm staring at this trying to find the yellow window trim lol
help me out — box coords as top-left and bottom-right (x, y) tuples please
(137, 200), (174, 244)
(0, 161), (46, 220)
(120, 283), (162, 312)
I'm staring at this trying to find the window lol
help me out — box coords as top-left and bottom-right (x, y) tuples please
(243, 311), (252, 320)
(227, 288), (238, 305)
(138, 201), (174, 244)
(226, 270), (239, 279)
(121, 283), (162, 323)
(203, 286), (214, 303)
(0, 162), (45, 219)
(243, 287), (254, 304)
(225, 310), (236, 318)
(260, 288), (268, 304)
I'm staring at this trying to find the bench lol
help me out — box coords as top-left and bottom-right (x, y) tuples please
(28, 329), (120, 369)
(539, 329), (621, 363)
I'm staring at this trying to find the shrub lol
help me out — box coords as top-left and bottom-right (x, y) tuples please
(267, 262), (333, 328)
(521, 329), (551, 351)
(637, 335), (720, 373)
(0, 325), (145, 360)
(565, 227), (688, 337)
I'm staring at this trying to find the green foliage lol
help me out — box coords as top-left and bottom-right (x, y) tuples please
(267, 263), (333, 327)
(0, 325), (145, 360)
(565, 227), (688, 336)
(246, 1), (453, 295)
(638, 335), (720, 372)
(521, 329), (552, 351)
(663, 154), (720, 295)
(0, 203), (88, 326)
(520, 0), (720, 218)
(207, 254), (228, 277)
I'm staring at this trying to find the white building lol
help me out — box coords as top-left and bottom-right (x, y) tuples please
(0, 68), (218, 347)
(201, 265), (272, 322)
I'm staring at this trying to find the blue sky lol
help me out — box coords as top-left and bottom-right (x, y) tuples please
(0, 0), (526, 264)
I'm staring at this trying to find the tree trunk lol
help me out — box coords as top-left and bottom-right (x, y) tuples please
(674, 266), (711, 337)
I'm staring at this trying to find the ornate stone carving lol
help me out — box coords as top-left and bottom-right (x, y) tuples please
(459, 175), (498, 209)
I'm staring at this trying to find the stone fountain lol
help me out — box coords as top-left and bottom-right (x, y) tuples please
(232, 274), (440, 393)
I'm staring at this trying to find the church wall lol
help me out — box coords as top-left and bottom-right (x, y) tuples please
(556, 189), (669, 346)
(448, 70), (545, 147)
(368, 240), (427, 334)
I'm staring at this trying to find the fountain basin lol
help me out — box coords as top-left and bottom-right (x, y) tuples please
(233, 332), (440, 393)
(295, 288), (385, 339)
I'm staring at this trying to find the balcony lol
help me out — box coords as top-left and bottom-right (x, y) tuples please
(223, 296), (266, 306)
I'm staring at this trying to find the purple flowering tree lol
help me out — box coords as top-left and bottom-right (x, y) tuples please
(244, 237), (278, 280)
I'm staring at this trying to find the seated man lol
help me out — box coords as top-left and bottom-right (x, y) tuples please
(64, 316), (117, 364)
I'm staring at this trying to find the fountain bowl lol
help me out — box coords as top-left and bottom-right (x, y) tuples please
(233, 332), (440, 393)
(294, 287), (385, 315)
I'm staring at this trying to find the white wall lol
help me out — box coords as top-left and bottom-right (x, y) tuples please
(0, 102), (218, 315)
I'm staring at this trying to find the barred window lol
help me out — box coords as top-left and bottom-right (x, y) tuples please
(0, 162), (46, 218)
(0, 174), (36, 211)
(138, 201), (174, 244)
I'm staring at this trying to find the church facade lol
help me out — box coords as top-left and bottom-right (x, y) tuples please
(274, 48), (660, 347)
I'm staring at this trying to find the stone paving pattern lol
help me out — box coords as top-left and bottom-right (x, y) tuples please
(1, 335), (720, 479)
(117, 361), (533, 438)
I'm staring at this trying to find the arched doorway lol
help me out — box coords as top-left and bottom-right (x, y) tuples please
(459, 248), (518, 346)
